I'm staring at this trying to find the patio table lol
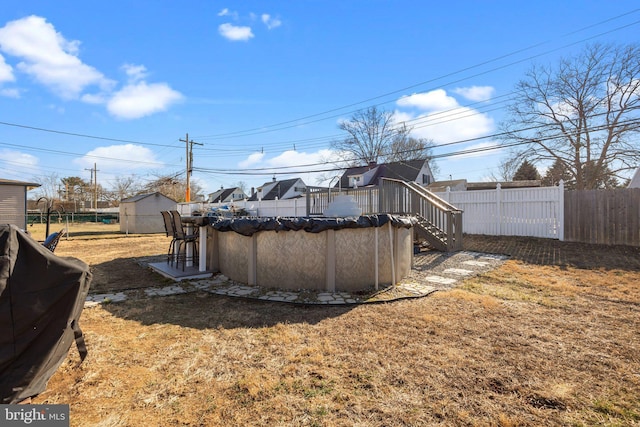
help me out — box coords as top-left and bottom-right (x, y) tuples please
(180, 215), (211, 272)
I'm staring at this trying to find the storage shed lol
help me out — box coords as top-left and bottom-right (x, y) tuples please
(0, 178), (41, 230)
(119, 192), (177, 234)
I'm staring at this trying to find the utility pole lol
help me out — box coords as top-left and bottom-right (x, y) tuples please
(84, 163), (99, 220)
(94, 163), (99, 222)
(179, 133), (203, 202)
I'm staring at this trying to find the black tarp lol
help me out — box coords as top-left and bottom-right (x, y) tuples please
(0, 224), (91, 403)
(192, 214), (417, 237)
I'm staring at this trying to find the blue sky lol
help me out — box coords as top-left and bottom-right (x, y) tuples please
(0, 1), (638, 198)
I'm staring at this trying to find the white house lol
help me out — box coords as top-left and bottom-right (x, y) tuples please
(337, 159), (434, 189)
(0, 178), (41, 230)
(208, 186), (248, 203)
(248, 178), (307, 201)
(119, 192), (177, 234)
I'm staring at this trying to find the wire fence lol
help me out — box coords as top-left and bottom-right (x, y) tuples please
(27, 212), (120, 225)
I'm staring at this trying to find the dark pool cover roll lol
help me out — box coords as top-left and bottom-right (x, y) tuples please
(210, 214), (417, 236)
(0, 224), (92, 403)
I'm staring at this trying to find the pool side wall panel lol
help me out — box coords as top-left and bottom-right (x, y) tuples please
(208, 222), (412, 292)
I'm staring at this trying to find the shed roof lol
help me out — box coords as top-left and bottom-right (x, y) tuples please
(121, 192), (176, 203)
(0, 178), (41, 189)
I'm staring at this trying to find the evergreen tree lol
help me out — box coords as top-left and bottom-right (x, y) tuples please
(512, 160), (541, 181)
(542, 159), (573, 188)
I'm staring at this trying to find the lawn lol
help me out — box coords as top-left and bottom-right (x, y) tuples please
(28, 224), (640, 426)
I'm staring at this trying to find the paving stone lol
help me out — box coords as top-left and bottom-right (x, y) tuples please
(85, 249), (508, 306)
(462, 260), (490, 267)
(443, 268), (475, 276)
(424, 275), (458, 285)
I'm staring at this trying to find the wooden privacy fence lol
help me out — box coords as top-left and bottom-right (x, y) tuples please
(564, 188), (640, 246)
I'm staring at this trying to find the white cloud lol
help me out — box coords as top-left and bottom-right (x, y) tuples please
(0, 15), (113, 99)
(0, 54), (14, 82)
(396, 89), (495, 145)
(261, 14), (282, 30)
(122, 63), (148, 83)
(107, 81), (183, 119)
(1, 87), (20, 98)
(238, 151), (265, 168)
(217, 8), (238, 19)
(453, 86), (495, 102)
(218, 23), (254, 41)
(80, 93), (106, 104)
(0, 16), (183, 119)
(73, 144), (164, 171)
(0, 148), (39, 168)
(397, 89), (459, 111)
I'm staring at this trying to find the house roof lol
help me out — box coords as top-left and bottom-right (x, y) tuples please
(426, 179), (468, 192)
(0, 178), (41, 189)
(428, 179), (542, 192)
(210, 187), (243, 202)
(248, 178), (302, 201)
(121, 192), (176, 203)
(466, 180), (541, 190)
(338, 159), (428, 188)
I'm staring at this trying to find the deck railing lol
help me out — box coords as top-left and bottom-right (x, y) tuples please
(306, 178), (463, 251)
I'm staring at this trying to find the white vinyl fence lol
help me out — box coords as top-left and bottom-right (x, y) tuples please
(180, 182), (565, 240)
(433, 182), (564, 240)
(179, 198), (308, 218)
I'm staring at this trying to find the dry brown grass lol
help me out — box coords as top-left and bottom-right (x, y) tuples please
(29, 226), (640, 426)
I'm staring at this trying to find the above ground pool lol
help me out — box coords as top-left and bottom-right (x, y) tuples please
(196, 215), (416, 292)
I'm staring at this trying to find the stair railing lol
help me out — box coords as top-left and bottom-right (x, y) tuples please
(379, 178), (463, 251)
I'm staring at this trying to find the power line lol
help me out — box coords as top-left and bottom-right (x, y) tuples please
(192, 116), (640, 177)
(194, 10), (640, 140)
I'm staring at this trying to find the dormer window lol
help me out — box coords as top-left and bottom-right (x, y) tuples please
(349, 175), (362, 188)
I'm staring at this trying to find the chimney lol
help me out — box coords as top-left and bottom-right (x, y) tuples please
(368, 160), (377, 168)
(251, 187), (255, 196)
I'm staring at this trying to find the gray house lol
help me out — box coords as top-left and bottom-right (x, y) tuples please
(248, 178), (307, 201)
(119, 192), (177, 234)
(0, 178), (41, 230)
(208, 186), (248, 203)
(337, 159), (434, 189)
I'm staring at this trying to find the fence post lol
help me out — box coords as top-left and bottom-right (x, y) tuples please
(496, 183), (502, 236)
(378, 178), (385, 213)
(558, 180), (565, 241)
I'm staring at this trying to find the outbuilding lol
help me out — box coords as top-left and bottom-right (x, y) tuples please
(0, 178), (41, 230)
(119, 192), (177, 234)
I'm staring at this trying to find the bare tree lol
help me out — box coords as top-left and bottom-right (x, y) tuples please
(500, 43), (640, 190)
(387, 136), (434, 162)
(31, 172), (61, 201)
(143, 173), (204, 202)
(488, 157), (520, 181)
(333, 106), (410, 166)
(110, 175), (142, 203)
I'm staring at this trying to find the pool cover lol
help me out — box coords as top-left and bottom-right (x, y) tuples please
(203, 214), (417, 236)
(0, 224), (92, 403)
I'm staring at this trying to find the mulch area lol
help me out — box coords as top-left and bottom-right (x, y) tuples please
(462, 234), (640, 270)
